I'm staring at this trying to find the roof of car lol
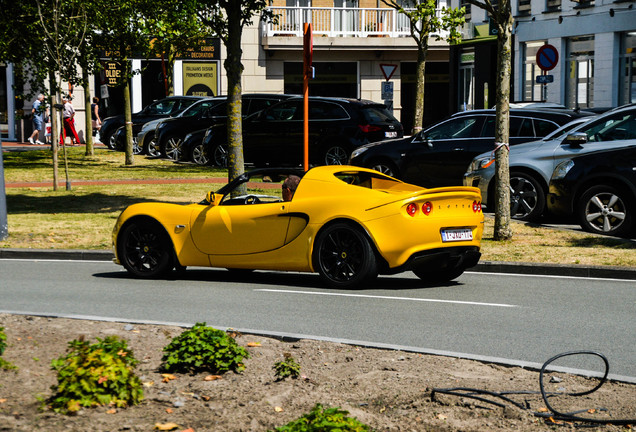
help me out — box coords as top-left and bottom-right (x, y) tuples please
(451, 108), (592, 120)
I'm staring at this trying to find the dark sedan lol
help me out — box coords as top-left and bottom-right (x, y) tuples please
(548, 145), (636, 237)
(157, 94), (295, 160)
(203, 96), (403, 167)
(100, 96), (203, 150)
(349, 108), (591, 187)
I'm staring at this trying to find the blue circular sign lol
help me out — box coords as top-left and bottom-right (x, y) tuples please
(536, 44), (559, 71)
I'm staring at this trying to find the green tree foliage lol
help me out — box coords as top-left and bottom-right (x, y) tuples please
(48, 336), (143, 414)
(271, 404), (371, 432)
(161, 323), (249, 374)
(383, 0), (465, 134)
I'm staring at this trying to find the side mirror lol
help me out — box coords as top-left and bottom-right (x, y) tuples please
(206, 191), (219, 206)
(564, 132), (588, 148)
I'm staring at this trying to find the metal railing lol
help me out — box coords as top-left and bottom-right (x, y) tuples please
(264, 6), (450, 39)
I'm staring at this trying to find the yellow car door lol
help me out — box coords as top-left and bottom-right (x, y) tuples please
(190, 201), (291, 255)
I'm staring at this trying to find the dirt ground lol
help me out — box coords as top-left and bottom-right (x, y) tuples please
(0, 314), (633, 432)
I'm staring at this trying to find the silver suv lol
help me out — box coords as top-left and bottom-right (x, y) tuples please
(463, 104), (636, 221)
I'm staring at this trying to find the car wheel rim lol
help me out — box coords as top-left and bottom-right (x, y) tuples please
(585, 192), (627, 233)
(132, 137), (142, 155)
(509, 176), (538, 219)
(165, 137), (181, 160)
(147, 140), (160, 157)
(324, 146), (348, 165)
(193, 144), (209, 165)
(370, 164), (394, 177)
(318, 229), (365, 282)
(213, 145), (228, 167)
(123, 225), (168, 274)
(108, 134), (117, 149)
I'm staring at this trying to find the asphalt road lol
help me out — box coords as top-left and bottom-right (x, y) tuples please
(1, 258), (634, 382)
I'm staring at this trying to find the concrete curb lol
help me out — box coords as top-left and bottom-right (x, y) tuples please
(2, 248), (635, 280)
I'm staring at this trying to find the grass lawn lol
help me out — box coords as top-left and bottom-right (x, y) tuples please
(2, 147), (635, 267)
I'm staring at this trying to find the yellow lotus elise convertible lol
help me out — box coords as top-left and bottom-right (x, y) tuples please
(112, 166), (484, 288)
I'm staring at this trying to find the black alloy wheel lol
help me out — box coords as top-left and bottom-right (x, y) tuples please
(146, 138), (161, 157)
(212, 144), (228, 167)
(107, 133), (117, 150)
(314, 223), (377, 288)
(577, 185), (633, 237)
(164, 135), (183, 160)
(369, 160), (399, 178)
(119, 220), (174, 278)
(132, 136), (143, 155)
(509, 172), (545, 221)
(323, 145), (349, 165)
(192, 143), (210, 165)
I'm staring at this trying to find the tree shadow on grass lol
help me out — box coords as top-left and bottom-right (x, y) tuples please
(567, 236), (636, 249)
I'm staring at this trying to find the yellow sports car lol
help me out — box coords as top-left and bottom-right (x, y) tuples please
(112, 166), (484, 288)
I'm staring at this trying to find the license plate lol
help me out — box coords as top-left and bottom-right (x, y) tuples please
(385, 131), (397, 138)
(441, 229), (473, 242)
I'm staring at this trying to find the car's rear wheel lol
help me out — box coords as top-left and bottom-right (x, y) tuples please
(577, 185), (633, 237)
(132, 137), (143, 155)
(212, 144), (228, 167)
(323, 145), (349, 165)
(412, 266), (466, 284)
(368, 160), (399, 178)
(146, 138), (161, 157)
(107, 133), (117, 150)
(509, 172), (545, 221)
(163, 135), (182, 160)
(314, 223), (377, 288)
(118, 220), (175, 278)
(191, 143), (210, 165)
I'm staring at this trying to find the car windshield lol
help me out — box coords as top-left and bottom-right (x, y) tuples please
(362, 105), (397, 123)
(425, 117), (480, 140)
(581, 111), (636, 142)
(543, 118), (592, 140)
(144, 99), (178, 115)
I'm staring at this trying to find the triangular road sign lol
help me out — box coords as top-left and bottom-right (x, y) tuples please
(380, 64), (397, 81)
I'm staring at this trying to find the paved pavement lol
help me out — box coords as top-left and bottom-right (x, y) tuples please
(2, 139), (635, 281)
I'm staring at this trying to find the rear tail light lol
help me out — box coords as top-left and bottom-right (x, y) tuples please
(473, 201), (482, 213)
(358, 124), (382, 133)
(422, 201), (433, 215)
(406, 203), (418, 216)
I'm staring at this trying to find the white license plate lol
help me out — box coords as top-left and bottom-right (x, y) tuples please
(385, 131), (397, 138)
(441, 229), (473, 242)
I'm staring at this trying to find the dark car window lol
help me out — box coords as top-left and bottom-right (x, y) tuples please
(207, 102), (227, 117)
(515, 118), (534, 137)
(264, 101), (299, 121)
(248, 98), (283, 115)
(582, 111), (636, 142)
(145, 99), (178, 115)
(362, 105), (396, 123)
(534, 119), (558, 137)
(182, 100), (221, 118)
(309, 101), (349, 120)
(427, 117), (482, 140)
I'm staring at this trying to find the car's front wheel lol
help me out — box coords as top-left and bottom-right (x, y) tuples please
(118, 220), (175, 278)
(313, 223), (377, 288)
(163, 135), (182, 160)
(577, 185), (633, 237)
(323, 144), (349, 165)
(192, 143), (210, 166)
(368, 160), (399, 178)
(509, 172), (545, 221)
(212, 144), (228, 167)
(146, 138), (161, 157)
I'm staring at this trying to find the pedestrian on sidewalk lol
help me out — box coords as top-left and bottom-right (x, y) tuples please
(91, 96), (101, 137)
(60, 96), (81, 145)
(28, 94), (46, 145)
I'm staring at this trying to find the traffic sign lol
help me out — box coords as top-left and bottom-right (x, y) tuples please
(536, 74), (554, 84)
(536, 44), (559, 71)
(381, 81), (393, 100)
(380, 64), (397, 81)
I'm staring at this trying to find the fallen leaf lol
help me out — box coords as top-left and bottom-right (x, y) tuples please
(202, 395), (211, 401)
(161, 374), (178, 383)
(380, 406), (386, 413)
(98, 376), (108, 385)
(106, 408), (117, 414)
(204, 375), (222, 381)
(180, 428), (195, 432)
(143, 381), (155, 387)
(247, 342), (261, 347)
(437, 414), (448, 420)
(587, 409), (597, 414)
(0, 399), (7, 404)
(274, 406), (283, 412)
(117, 350), (128, 357)
(538, 407), (549, 413)
(166, 408), (173, 414)
(548, 417), (563, 425)
(154, 423), (180, 431)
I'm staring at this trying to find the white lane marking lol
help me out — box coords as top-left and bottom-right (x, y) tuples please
(465, 271), (636, 283)
(254, 289), (519, 308)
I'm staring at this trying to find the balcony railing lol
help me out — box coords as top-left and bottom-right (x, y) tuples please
(264, 6), (450, 39)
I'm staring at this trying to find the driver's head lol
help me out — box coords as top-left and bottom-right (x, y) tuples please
(282, 175), (301, 201)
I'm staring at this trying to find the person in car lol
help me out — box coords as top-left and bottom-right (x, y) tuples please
(282, 175), (301, 201)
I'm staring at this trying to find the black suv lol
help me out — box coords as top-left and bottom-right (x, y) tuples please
(100, 96), (203, 150)
(156, 94), (294, 160)
(349, 108), (591, 187)
(202, 96), (403, 167)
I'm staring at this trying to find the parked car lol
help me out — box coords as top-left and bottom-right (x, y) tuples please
(112, 123), (145, 155)
(547, 145), (636, 237)
(180, 129), (209, 165)
(203, 96), (404, 167)
(136, 118), (169, 157)
(157, 94), (294, 160)
(112, 166), (483, 288)
(100, 96), (203, 150)
(464, 104), (636, 221)
(349, 108), (590, 188)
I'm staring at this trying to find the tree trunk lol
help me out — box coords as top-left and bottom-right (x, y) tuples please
(49, 72), (60, 191)
(413, 47), (427, 135)
(492, 14), (513, 241)
(83, 69), (94, 156)
(123, 78), (134, 166)
(225, 3), (246, 197)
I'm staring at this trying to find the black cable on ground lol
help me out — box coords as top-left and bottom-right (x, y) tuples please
(431, 350), (635, 427)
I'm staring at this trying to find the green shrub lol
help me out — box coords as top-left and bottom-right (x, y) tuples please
(271, 404), (371, 431)
(48, 336), (143, 414)
(273, 352), (301, 381)
(161, 322), (248, 374)
(0, 327), (16, 370)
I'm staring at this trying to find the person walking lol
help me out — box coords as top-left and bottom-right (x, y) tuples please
(91, 96), (101, 137)
(60, 96), (81, 145)
(28, 94), (46, 145)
